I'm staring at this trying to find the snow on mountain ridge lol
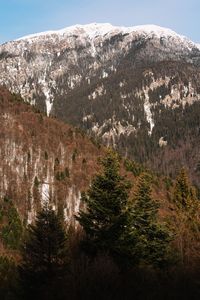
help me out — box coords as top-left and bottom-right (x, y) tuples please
(16, 23), (197, 49)
(16, 23), (116, 41)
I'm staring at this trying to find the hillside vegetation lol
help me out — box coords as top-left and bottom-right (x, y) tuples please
(1, 88), (200, 299)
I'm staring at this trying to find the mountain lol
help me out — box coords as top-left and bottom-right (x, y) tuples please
(1, 23), (200, 184)
(0, 87), (105, 224)
(2, 87), (200, 274)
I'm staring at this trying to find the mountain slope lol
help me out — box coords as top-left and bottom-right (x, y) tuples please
(0, 87), (105, 224)
(1, 23), (200, 184)
(2, 87), (200, 268)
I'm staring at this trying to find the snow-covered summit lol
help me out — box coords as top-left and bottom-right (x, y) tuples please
(129, 24), (186, 40)
(1, 21), (200, 154)
(16, 23), (196, 47)
(1, 21), (200, 119)
(16, 23), (117, 41)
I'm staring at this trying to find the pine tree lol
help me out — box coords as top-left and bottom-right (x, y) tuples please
(174, 168), (197, 210)
(173, 168), (199, 264)
(131, 173), (172, 268)
(0, 197), (23, 250)
(76, 150), (137, 268)
(18, 205), (68, 300)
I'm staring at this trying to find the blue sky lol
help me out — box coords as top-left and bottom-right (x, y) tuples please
(0, 0), (199, 44)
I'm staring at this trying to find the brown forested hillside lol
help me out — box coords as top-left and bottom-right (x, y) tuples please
(0, 87), (200, 268)
(0, 87), (104, 225)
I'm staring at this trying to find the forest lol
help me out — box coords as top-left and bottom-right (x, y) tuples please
(1, 150), (200, 300)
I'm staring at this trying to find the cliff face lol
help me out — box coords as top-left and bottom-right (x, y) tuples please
(1, 23), (200, 184)
(0, 87), (104, 224)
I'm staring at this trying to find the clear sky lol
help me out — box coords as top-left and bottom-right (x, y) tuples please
(0, 0), (199, 44)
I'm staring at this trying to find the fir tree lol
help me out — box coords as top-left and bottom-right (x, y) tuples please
(173, 168), (197, 210)
(131, 173), (172, 268)
(76, 150), (137, 268)
(0, 197), (23, 250)
(18, 205), (68, 300)
(173, 168), (199, 264)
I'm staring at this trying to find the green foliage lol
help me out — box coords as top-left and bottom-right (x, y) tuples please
(44, 151), (48, 160)
(64, 167), (70, 178)
(130, 173), (172, 268)
(55, 168), (70, 181)
(173, 168), (197, 209)
(34, 176), (39, 187)
(194, 184), (200, 200)
(72, 149), (78, 162)
(0, 198), (23, 250)
(172, 168), (200, 263)
(77, 152), (174, 269)
(55, 171), (65, 181)
(76, 150), (138, 268)
(82, 158), (87, 164)
(163, 176), (173, 191)
(55, 157), (60, 166)
(19, 205), (68, 299)
(124, 158), (145, 177)
(11, 92), (24, 103)
(27, 151), (31, 163)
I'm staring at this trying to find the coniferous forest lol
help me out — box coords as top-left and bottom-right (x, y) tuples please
(1, 150), (200, 299)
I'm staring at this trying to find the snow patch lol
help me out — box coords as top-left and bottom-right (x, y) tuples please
(41, 182), (50, 205)
(196, 43), (200, 50)
(159, 137), (167, 147)
(144, 97), (154, 136)
(102, 70), (108, 78)
(119, 81), (126, 88)
(88, 84), (106, 100)
(64, 186), (81, 224)
(82, 114), (93, 122)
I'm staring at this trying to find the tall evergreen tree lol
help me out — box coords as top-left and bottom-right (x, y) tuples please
(76, 150), (138, 268)
(131, 173), (172, 268)
(173, 168), (198, 210)
(0, 197), (23, 250)
(18, 205), (68, 300)
(173, 168), (199, 264)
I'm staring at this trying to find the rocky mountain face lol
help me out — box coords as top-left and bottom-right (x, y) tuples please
(0, 87), (105, 224)
(1, 23), (200, 184)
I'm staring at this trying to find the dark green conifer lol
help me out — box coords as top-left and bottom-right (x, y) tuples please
(19, 205), (68, 300)
(131, 173), (172, 268)
(76, 150), (137, 268)
(0, 197), (23, 250)
(173, 168), (197, 210)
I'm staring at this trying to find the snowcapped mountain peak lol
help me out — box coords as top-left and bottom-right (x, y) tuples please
(63, 23), (116, 38)
(129, 24), (181, 38)
(2, 21), (200, 119)
(15, 22), (199, 51)
(127, 24), (197, 48)
(16, 23), (116, 41)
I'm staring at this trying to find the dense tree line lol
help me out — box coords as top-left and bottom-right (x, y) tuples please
(1, 152), (200, 299)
